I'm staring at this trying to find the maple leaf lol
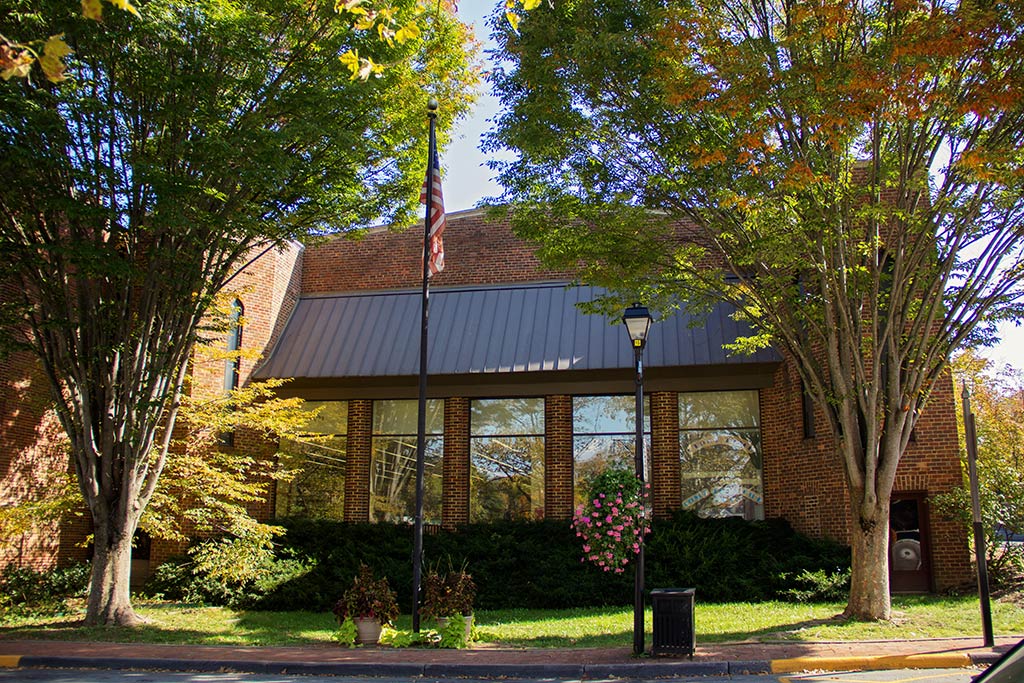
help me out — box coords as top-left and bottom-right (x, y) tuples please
(82, 0), (104, 21)
(39, 34), (73, 82)
(339, 49), (360, 78)
(105, 0), (140, 18)
(394, 22), (420, 44)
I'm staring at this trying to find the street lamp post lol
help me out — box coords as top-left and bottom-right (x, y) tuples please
(622, 302), (652, 656)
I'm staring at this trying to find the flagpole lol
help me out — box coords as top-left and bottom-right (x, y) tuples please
(412, 98), (438, 633)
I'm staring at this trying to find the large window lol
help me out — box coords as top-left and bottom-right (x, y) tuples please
(470, 398), (545, 521)
(276, 401), (347, 519)
(679, 390), (763, 521)
(371, 399), (443, 523)
(573, 395), (650, 507)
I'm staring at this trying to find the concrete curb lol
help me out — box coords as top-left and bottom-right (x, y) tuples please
(0, 652), (997, 678)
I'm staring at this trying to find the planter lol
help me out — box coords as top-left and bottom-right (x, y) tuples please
(353, 617), (383, 645)
(437, 614), (474, 642)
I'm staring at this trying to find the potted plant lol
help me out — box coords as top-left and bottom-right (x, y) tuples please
(422, 563), (476, 646)
(332, 563), (399, 646)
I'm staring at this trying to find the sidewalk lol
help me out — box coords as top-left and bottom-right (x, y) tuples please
(0, 636), (1017, 678)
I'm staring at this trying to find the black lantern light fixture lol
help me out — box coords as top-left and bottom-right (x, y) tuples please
(622, 302), (653, 656)
(622, 302), (653, 350)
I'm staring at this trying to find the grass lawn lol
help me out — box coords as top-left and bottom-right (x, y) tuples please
(1, 595), (1022, 648)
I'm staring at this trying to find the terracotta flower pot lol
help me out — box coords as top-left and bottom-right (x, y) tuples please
(353, 616), (382, 645)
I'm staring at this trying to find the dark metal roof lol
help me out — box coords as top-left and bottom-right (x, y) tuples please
(253, 283), (778, 382)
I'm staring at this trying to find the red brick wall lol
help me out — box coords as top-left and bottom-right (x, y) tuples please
(0, 350), (90, 570)
(301, 210), (571, 293)
(544, 396), (574, 519)
(443, 398), (470, 528)
(345, 400), (372, 522)
(650, 392), (681, 519)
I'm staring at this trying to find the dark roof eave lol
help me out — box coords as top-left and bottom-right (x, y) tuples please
(263, 361), (782, 401)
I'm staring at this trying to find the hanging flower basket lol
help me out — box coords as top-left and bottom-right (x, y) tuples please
(571, 468), (650, 573)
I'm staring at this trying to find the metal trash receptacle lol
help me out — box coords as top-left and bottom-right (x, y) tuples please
(650, 588), (695, 657)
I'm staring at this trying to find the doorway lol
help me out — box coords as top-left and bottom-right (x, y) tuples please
(889, 492), (932, 593)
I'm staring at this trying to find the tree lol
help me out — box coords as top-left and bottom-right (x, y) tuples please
(486, 0), (1024, 619)
(935, 350), (1024, 584)
(0, 0), (477, 625)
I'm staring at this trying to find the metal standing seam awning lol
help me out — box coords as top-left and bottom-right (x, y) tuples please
(252, 282), (780, 399)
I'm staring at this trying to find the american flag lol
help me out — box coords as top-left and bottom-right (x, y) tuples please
(420, 150), (446, 276)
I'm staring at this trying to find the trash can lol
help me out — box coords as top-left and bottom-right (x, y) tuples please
(650, 588), (695, 657)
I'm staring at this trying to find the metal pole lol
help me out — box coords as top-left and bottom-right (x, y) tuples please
(962, 382), (994, 647)
(411, 101), (438, 633)
(633, 344), (645, 656)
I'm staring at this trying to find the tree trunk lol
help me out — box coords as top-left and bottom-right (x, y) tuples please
(84, 519), (143, 626)
(844, 498), (892, 621)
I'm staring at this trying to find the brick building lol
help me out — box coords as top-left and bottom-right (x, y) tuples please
(1, 208), (972, 592)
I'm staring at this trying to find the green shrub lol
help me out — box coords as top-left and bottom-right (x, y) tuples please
(149, 513), (850, 612)
(0, 562), (90, 618)
(143, 548), (312, 608)
(779, 568), (852, 602)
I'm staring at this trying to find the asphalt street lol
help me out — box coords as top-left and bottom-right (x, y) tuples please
(0, 668), (986, 683)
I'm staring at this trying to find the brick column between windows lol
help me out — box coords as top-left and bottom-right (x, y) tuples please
(344, 399), (372, 522)
(545, 395), (573, 519)
(443, 397), (470, 529)
(651, 391), (680, 519)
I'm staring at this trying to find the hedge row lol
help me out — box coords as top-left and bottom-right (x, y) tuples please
(148, 511), (850, 611)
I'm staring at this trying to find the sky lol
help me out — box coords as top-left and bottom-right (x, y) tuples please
(438, 1), (1023, 372)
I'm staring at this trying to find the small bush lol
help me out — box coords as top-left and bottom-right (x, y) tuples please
(144, 548), (312, 608)
(0, 562), (90, 618)
(779, 568), (852, 602)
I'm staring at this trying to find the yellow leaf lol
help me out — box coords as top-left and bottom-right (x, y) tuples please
(377, 23), (395, 45)
(82, 0), (103, 21)
(43, 34), (73, 59)
(505, 10), (520, 31)
(104, 0), (140, 17)
(39, 34), (73, 82)
(339, 49), (360, 78)
(394, 22), (421, 44)
(338, 0), (366, 9)
(354, 15), (376, 30)
(523, 0), (541, 9)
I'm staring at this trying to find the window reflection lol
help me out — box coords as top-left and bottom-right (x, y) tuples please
(470, 399), (544, 522)
(371, 400), (443, 524)
(679, 391), (763, 521)
(573, 396), (651, 508)
(277, 401), (347, 520)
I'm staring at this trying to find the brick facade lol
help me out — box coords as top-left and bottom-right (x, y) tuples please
(544, 395), (574, 519)
(2, 210), (972, 592)
(443, 398), (470, 528)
